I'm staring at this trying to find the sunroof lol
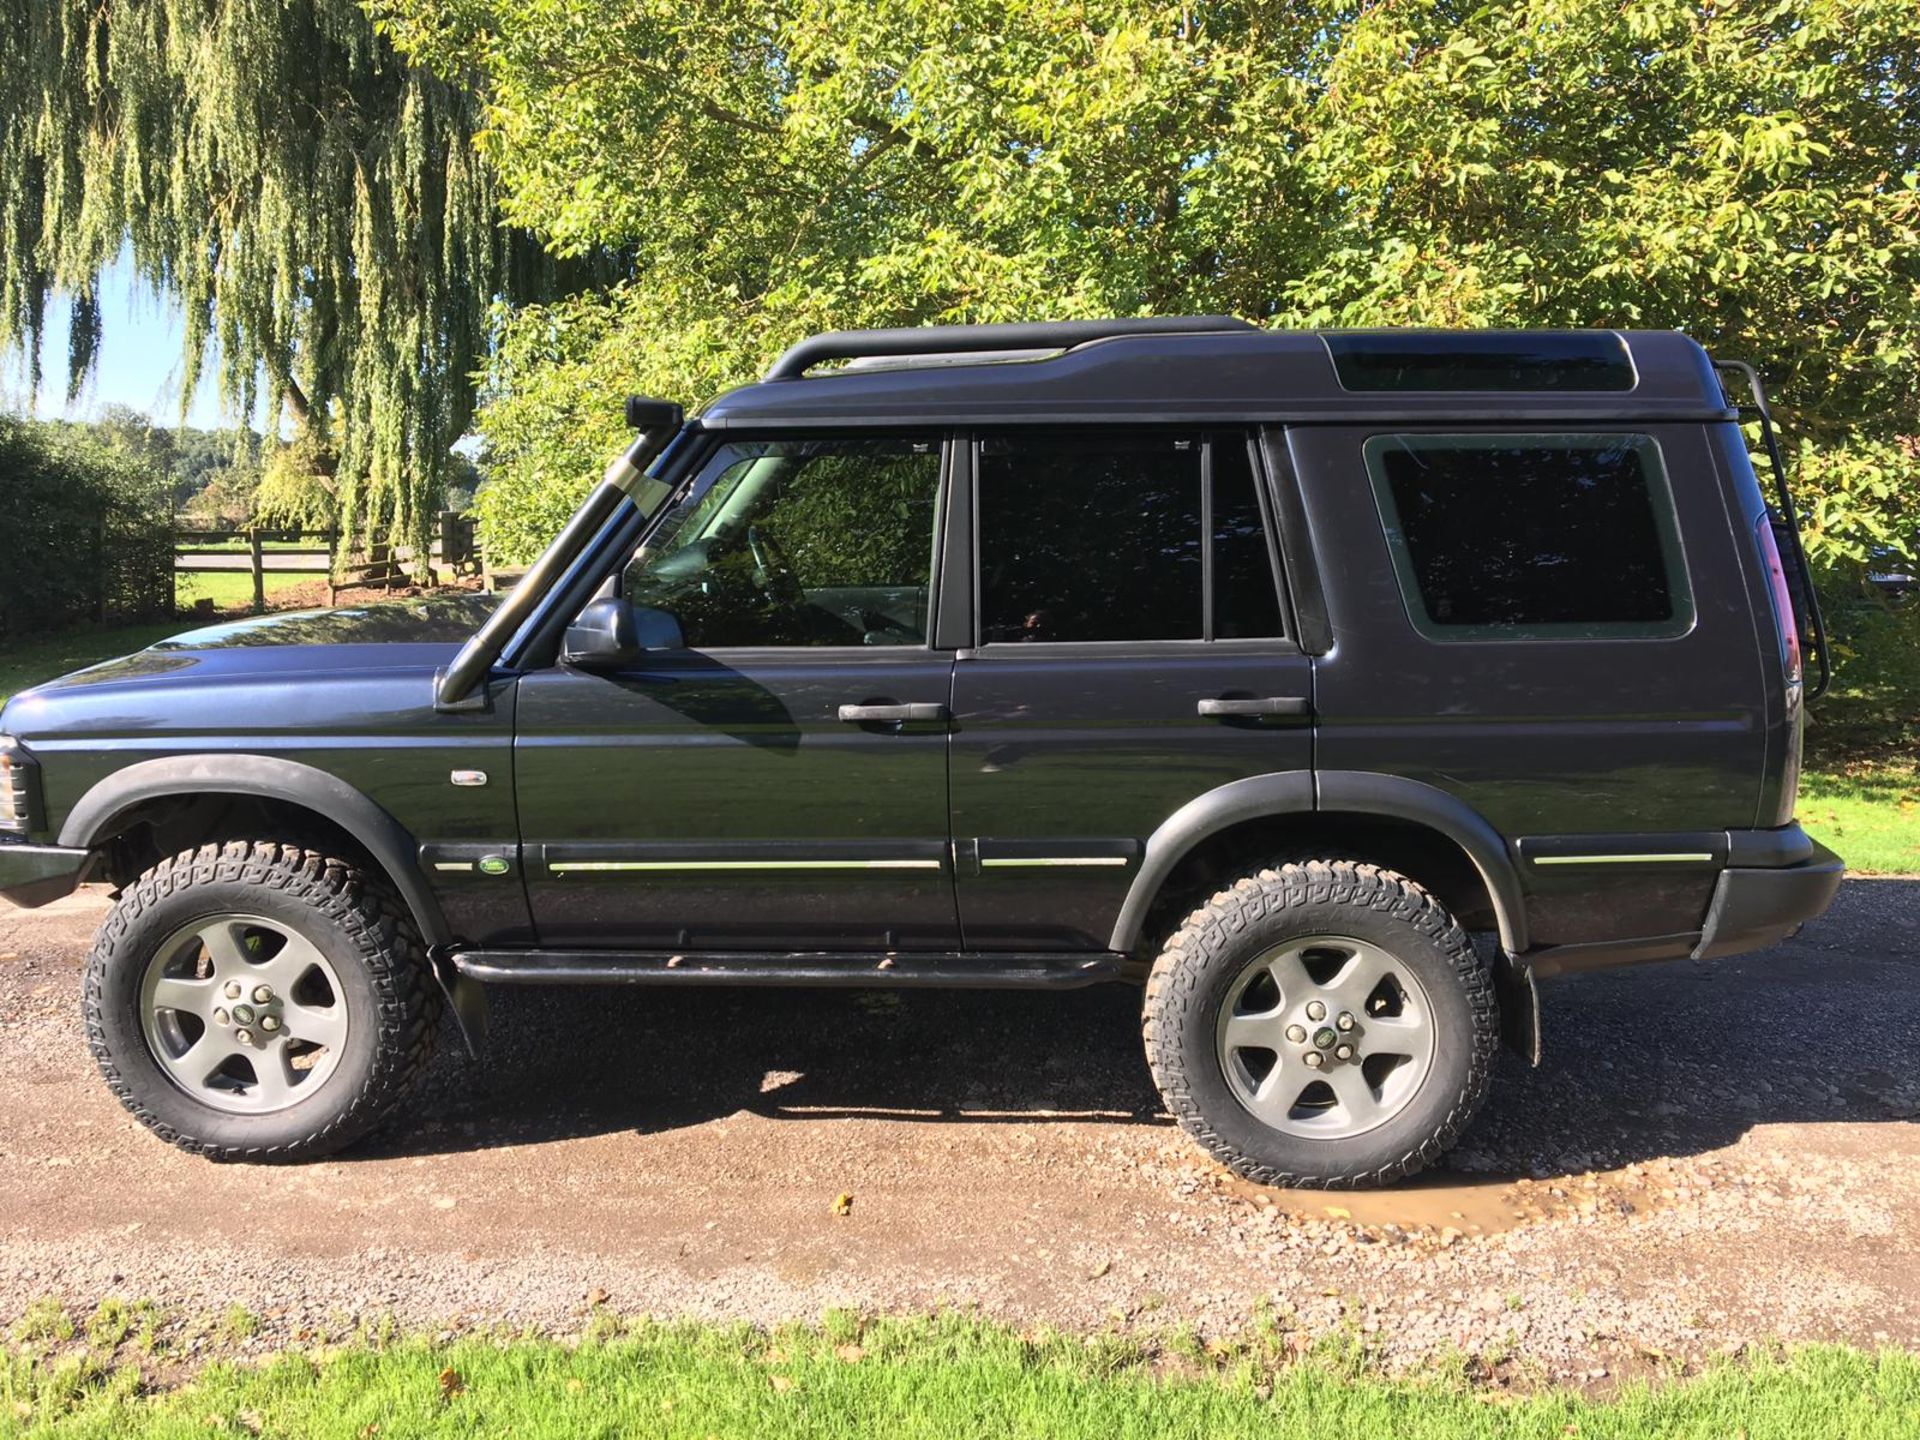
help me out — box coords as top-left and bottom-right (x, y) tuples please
(1325, 332), (1636, 393)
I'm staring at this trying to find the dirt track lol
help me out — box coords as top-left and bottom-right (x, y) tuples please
(3, 880), (1917, 1382)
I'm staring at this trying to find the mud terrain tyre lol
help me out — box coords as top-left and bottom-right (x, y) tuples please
(82, 841), (440, 1161)
(1142, 858), (1496, 1188)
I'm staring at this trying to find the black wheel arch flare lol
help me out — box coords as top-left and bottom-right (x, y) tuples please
(58, 754), (453, 951)
(1108, 769), (1530, 958)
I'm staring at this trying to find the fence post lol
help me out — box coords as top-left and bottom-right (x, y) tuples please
(249, 530), (265, 613)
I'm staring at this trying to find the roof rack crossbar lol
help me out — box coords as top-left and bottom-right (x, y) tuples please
(763, 316), (1256, 381)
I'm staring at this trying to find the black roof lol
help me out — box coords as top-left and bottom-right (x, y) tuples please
(698, 325), (1733, 430)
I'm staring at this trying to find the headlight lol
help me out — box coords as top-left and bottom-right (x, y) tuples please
(0, 737), (33, 831)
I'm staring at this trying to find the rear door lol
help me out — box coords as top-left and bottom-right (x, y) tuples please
(947, 428), (1313, 951)
(513, 432), (960, 951)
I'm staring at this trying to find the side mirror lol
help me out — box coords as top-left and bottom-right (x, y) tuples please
(562, 597), (683, 669)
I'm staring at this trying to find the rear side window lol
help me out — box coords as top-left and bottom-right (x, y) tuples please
(1365, 433), (1693, 641)
(977, 432), (1284, 643)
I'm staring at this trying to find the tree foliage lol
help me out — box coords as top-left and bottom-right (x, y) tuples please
(27, 407), (261, 514)
(375, 0), (1920, 568)
(252, 432), (343, 533)
(0, 0), (567, 561)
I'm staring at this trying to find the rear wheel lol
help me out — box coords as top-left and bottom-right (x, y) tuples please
(1142, 858), (1496, 1188)
(84, 841), (440, 1161)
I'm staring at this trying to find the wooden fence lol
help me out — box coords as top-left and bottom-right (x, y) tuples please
(173, 512), (481, 611)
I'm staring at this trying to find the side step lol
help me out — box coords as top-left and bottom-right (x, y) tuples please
(449, 948), (1135, 990)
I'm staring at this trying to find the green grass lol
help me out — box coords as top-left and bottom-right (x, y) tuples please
(1800, 759), (1920, 876)
(172, 570), (311, 609)
(0, 621), (198, 709)
(2, 1314), (1917, 1439)
(1797, 597), (1920, 875)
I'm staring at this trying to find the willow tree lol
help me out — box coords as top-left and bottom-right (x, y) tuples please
(375, 0), (1919, 571)
(0, 0), (557, 559)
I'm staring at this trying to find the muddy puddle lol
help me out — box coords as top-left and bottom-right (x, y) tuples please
(1215, 1163), (1682, 1242)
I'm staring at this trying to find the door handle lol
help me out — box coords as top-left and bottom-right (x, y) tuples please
(837, 702), (951, 724)
(1197, 696), (1313, 719)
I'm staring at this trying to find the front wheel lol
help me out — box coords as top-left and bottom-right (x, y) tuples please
(1142, 859), (1497, 1188)
(83, 841), (440, 1161)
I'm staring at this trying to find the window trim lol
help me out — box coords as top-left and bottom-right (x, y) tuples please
(968, 427), (1293, 652)
(1212, 429), (1294, 643)
(1200, 439), (1216, 638)
(932, 432), (973, 651)
(1364, 430), (1697, 644)
(1261, 428), (1330, 655)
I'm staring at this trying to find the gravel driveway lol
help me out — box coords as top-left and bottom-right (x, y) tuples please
(2, 879), (1916, 1383)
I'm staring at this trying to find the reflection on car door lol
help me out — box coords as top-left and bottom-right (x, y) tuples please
(948, 430), (1315, 950)
(514, 434), (961, 950)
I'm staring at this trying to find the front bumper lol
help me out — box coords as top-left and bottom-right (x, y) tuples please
(0, 838), (94, 908)
(1692, 837), (1845, 960)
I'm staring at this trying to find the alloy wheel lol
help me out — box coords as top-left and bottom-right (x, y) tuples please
(1213, 934), (1436, 1140)
(137, 913), (350, 1114)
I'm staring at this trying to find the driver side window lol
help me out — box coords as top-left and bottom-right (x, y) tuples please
(624, 435), (943, 648)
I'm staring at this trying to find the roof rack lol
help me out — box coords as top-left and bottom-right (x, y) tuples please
(762, 316), (1256, 381)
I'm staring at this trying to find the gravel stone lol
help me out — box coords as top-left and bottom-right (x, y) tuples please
(1, 879), (1916, 1380)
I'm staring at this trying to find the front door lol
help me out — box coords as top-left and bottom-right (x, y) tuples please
(514, 432), (959, 950)
(948, 429), (1315, 951)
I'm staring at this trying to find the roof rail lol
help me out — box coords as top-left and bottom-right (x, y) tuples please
(762, 316), (1256, 381)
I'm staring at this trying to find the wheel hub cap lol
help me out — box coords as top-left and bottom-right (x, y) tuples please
(1214, 934), (1437, 1141)
(137, 914), (349, 1115)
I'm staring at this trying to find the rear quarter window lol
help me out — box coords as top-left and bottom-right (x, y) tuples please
(1364, 433), (1694, 641)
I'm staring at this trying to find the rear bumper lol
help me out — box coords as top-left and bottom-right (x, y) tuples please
(0, 838), (94, 908)
(1691, 837), (1845, 960)
(1521, 823), (1844, 977)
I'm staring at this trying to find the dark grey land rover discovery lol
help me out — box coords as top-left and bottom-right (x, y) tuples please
(0, 320), (1845, 1187)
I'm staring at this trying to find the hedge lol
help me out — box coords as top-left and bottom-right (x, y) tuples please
(0, 415), (174, 638)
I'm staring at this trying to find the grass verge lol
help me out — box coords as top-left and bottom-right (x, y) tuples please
(172, 571), (310, 610)
(1799, 759), (1920, 876)
(3, 1312), (1917, 1439)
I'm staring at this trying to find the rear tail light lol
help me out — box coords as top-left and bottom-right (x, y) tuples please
(1754, 513), (1803, 686)
(1752, 515), (1804, 822)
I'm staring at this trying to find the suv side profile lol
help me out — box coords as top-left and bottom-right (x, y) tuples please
(0, 320), (1844, 1186)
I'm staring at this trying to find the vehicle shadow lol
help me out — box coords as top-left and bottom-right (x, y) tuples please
(367, 879), (1920, 1179)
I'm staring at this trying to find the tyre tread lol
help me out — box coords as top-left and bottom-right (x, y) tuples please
(1141, 858), (1497, 1189)
(81, 840), (439, 1162)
